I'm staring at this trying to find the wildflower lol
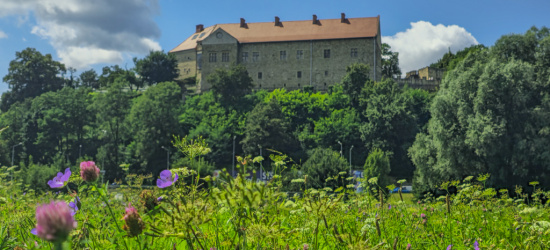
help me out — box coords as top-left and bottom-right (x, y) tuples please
(388, 204), (392, 210)
(406, 243), (411, 249)
(421, 213), (426, 219)
(122, 203), (145, 237)
(139, 190), (160, 212)
(303, 244), (309, 250)
(31, 201), (77, 242)
(417, 201), (421, 204)
(473, 240), (479, 250)
(68, 197), (80, 216)
(80, 161), (100, 182)
(447, 245), (452, 250)
(157, 196), (163, 201)
(47, 168), (71, 189)
(156, 170), (179, 188)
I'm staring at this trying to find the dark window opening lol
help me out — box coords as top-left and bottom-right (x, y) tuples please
(280, 51), (287, 60)
(253, 52), (259, 62)
(242, 52), (248, 62)
(324, 49), (330, 58)
(325, 70), (328, 76)
(258, 72), (262, 79)
(222, 52), (229, 62)
(297, 71), (302, 78)
(209, 53), (217, 62)
(296, 50), (303, 59)
(351, 48), (358, 58)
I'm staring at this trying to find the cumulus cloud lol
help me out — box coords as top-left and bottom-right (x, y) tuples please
(383, 21), (478, 76)
(0, 30), (7, 39)
(1, 0), (161, 69)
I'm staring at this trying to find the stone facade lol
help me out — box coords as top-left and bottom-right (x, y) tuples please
(170, 15), (382, 92)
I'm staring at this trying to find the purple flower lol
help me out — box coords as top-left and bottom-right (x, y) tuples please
(406, 243), (411, 250)
(47, 168), (71, 189)
(68, 197), (80, 216)
(473, 240), (479, 250)
(447, 245), (452, 250)
(303, 244), (309, 250)
(157, 196), (163, 201)
(80, 161), (100, 182)
(421, 213), (426, 219)
(388, 204), (392, 209)
(32, 201), (77, 242)
(156, 170), (178, 188)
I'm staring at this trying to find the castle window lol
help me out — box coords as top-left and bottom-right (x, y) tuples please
(192, 34), (198, 40)
(209, 53), (217, 62)
(280, 51), (287, 60)
(252, 52), (259, 62)
(325, 70), (328, 76)
(242, 52), (248, 62)
(222, 52), (229, 62)
(296, 50), (303, 59)
(324, 49), (330, 58)
(351, 48), (358, 58)
(258, 72), (262, 79)
(297, 71), (302, 78)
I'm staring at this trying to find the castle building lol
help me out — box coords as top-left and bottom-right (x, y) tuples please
(169, 14), (381, 92)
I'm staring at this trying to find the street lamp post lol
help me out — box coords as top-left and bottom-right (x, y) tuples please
(349, 145), (354, 175)
(232, 135), (236, 177)
(79, 144), (82, 159)
(11, 142), (22, 181)
(161, 146), (170, 170)
(258, 144), (262, 181)
(337, 141), (343, 157)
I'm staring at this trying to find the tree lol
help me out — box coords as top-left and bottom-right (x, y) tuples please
(363, 148), (391, 192)
(241, 99), (297, 157)
(91, 79), (133, 179)
(207, 64), (254, 106)
(410, 35), (550, 195)
(80, 69), (100, 89)
(301, 147), (349, 189)
(126, 82), (184, 174)
(98, 65), (140, 90)
(133, 50), (179, 86)
(1, 48), (66, 111)
(341, 63), (371, 107)
(359, 79), (417, 178)
(381, 43), (401, 79)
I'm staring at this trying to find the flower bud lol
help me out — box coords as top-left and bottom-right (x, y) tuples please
(122, 203), (145, 237)
(80, 161), (100, 182)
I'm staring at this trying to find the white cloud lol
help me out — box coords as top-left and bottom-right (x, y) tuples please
(383, 21), (478, 76)
(0, 30), (7, 39)
(58, 47), (124, 69)
(0, 0), (161, 69)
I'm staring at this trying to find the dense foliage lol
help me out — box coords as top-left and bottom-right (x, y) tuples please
(410, 26), (550, 196)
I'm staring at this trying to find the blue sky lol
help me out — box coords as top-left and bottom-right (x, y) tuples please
(0, 0), (549, 95)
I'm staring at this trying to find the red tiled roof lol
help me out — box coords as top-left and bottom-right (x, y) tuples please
(170, 16), (379, 53)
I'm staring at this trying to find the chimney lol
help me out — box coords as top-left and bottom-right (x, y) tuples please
(274, 16), (281, 26)
(341, 13), (347, 23)
(312, 14), (319, 25)
(195, 24), (204, 33)
(240, 18), (246, 28)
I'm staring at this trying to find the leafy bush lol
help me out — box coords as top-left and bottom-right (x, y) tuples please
(301, 147), (349, 189)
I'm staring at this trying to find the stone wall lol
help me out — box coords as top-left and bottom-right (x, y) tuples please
(172, 49), (197, 80)
(195, 36), (381, 92)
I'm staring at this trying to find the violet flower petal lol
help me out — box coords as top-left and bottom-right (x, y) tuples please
(30, 228), (37, 235)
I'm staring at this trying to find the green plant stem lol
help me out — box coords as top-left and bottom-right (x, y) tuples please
(93, 182), (130, 250)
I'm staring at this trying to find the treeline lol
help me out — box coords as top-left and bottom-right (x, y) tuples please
(0, 46), (431, 191)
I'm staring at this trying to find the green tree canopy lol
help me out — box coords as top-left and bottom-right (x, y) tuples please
(302, 147), (349, 189)
(207, 64), (254, 107)
(341, 63), (372, 107)
(1, 48), (66, 111)
(410, 28), (550, 195)
(363, 147), (391, 191)
(381, 43), (401, 79)
(133, 50), (179, 86)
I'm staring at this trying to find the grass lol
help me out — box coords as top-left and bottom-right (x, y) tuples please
(1, 168), (550, 249)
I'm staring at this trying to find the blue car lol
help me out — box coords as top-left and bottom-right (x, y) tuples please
(391, 186), (412, 193)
